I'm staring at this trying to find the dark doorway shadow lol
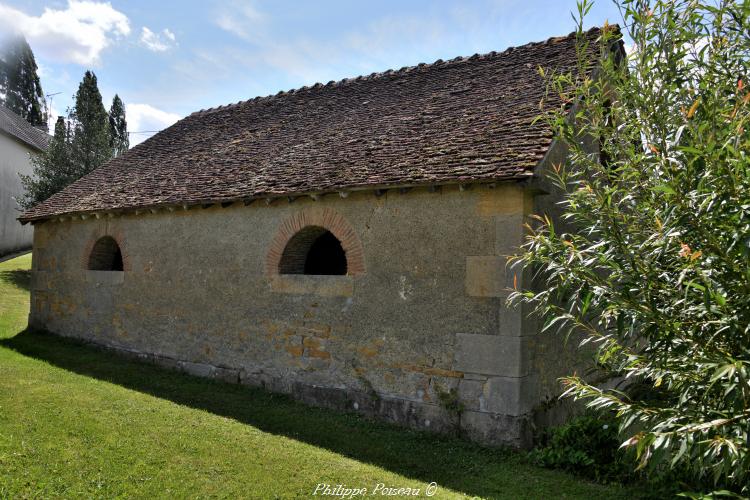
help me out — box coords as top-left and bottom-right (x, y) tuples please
(0, 329), (526, 498)
(0, 269), (31, 291)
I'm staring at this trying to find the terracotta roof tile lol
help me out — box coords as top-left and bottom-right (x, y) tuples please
(20, 27), (607, 222)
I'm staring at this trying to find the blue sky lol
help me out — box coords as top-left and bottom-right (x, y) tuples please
(0, 0), (625, 144)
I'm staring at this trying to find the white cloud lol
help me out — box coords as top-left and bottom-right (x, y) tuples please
(215, 3), (266, 41)
(0, 1), (130, 65)
(125, 103), (180, 146)
(208, 3), (512, 86)
(140, 27), (177, 52)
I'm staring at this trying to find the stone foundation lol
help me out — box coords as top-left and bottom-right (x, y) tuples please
(56, 332), (535, 448)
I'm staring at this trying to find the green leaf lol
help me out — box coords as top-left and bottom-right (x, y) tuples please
(653, 184), (677, 195)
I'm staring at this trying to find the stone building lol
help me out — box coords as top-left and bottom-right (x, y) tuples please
(20, 28), (616, 447)
(0, 104), (49, 256)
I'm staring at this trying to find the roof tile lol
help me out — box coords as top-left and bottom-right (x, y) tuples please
(0, 104), (50, 152)
(20, 27), (606, 222)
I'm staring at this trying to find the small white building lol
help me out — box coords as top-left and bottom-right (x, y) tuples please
(0, 104), (49, 256)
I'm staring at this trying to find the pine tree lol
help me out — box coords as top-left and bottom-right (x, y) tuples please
(69, 71), (112, 178)
(18, 116), (72, 209)
(108, 94), (129, 157)
(0, 35), (46, 128)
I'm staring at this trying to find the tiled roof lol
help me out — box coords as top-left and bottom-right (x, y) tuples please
(20, 27), (608, 222)
(0, 104), (50, 152)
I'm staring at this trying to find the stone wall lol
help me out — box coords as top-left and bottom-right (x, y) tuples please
(525, 141), (596, 430)
(29, 182), (562, 447)
(0, 133), (35, 256)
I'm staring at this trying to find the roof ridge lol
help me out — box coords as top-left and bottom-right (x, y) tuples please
(189, 26), (604, 118)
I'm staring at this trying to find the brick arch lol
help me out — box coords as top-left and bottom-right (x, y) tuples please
(266, 207), (365, 276)
(82, 230), (131, 271)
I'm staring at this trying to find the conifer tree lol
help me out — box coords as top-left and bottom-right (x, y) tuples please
(108, 94), (129, 156)
(0, 35), (46, 128)
(69, 71), (112, 177)
(19, 71), (115, 209)
(0, 37), (7, 99)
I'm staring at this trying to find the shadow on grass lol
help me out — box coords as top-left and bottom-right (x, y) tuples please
(0, 269), (31, 291)
(0, 329), (524, 498)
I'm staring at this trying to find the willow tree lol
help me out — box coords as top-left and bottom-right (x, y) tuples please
(510, 0), (750, 494)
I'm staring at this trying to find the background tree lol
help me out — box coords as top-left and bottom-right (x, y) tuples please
(19, 71), (115, 209)
(0, 34), (46, 128)
(510, 0), (750, 495)
(108, 94), (129, 157)
(18, 117), (71, 209)
(68, 70), (112, 178)
(0, 36), (8, 100)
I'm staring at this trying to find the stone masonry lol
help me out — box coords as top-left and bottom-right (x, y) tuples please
(28, 182), (581, 448)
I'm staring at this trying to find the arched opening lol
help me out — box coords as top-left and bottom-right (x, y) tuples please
(279, 226), (347, 275)
(88, 236), (124, 271)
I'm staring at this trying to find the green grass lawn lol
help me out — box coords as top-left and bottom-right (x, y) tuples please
(0, 253), (636, 499)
